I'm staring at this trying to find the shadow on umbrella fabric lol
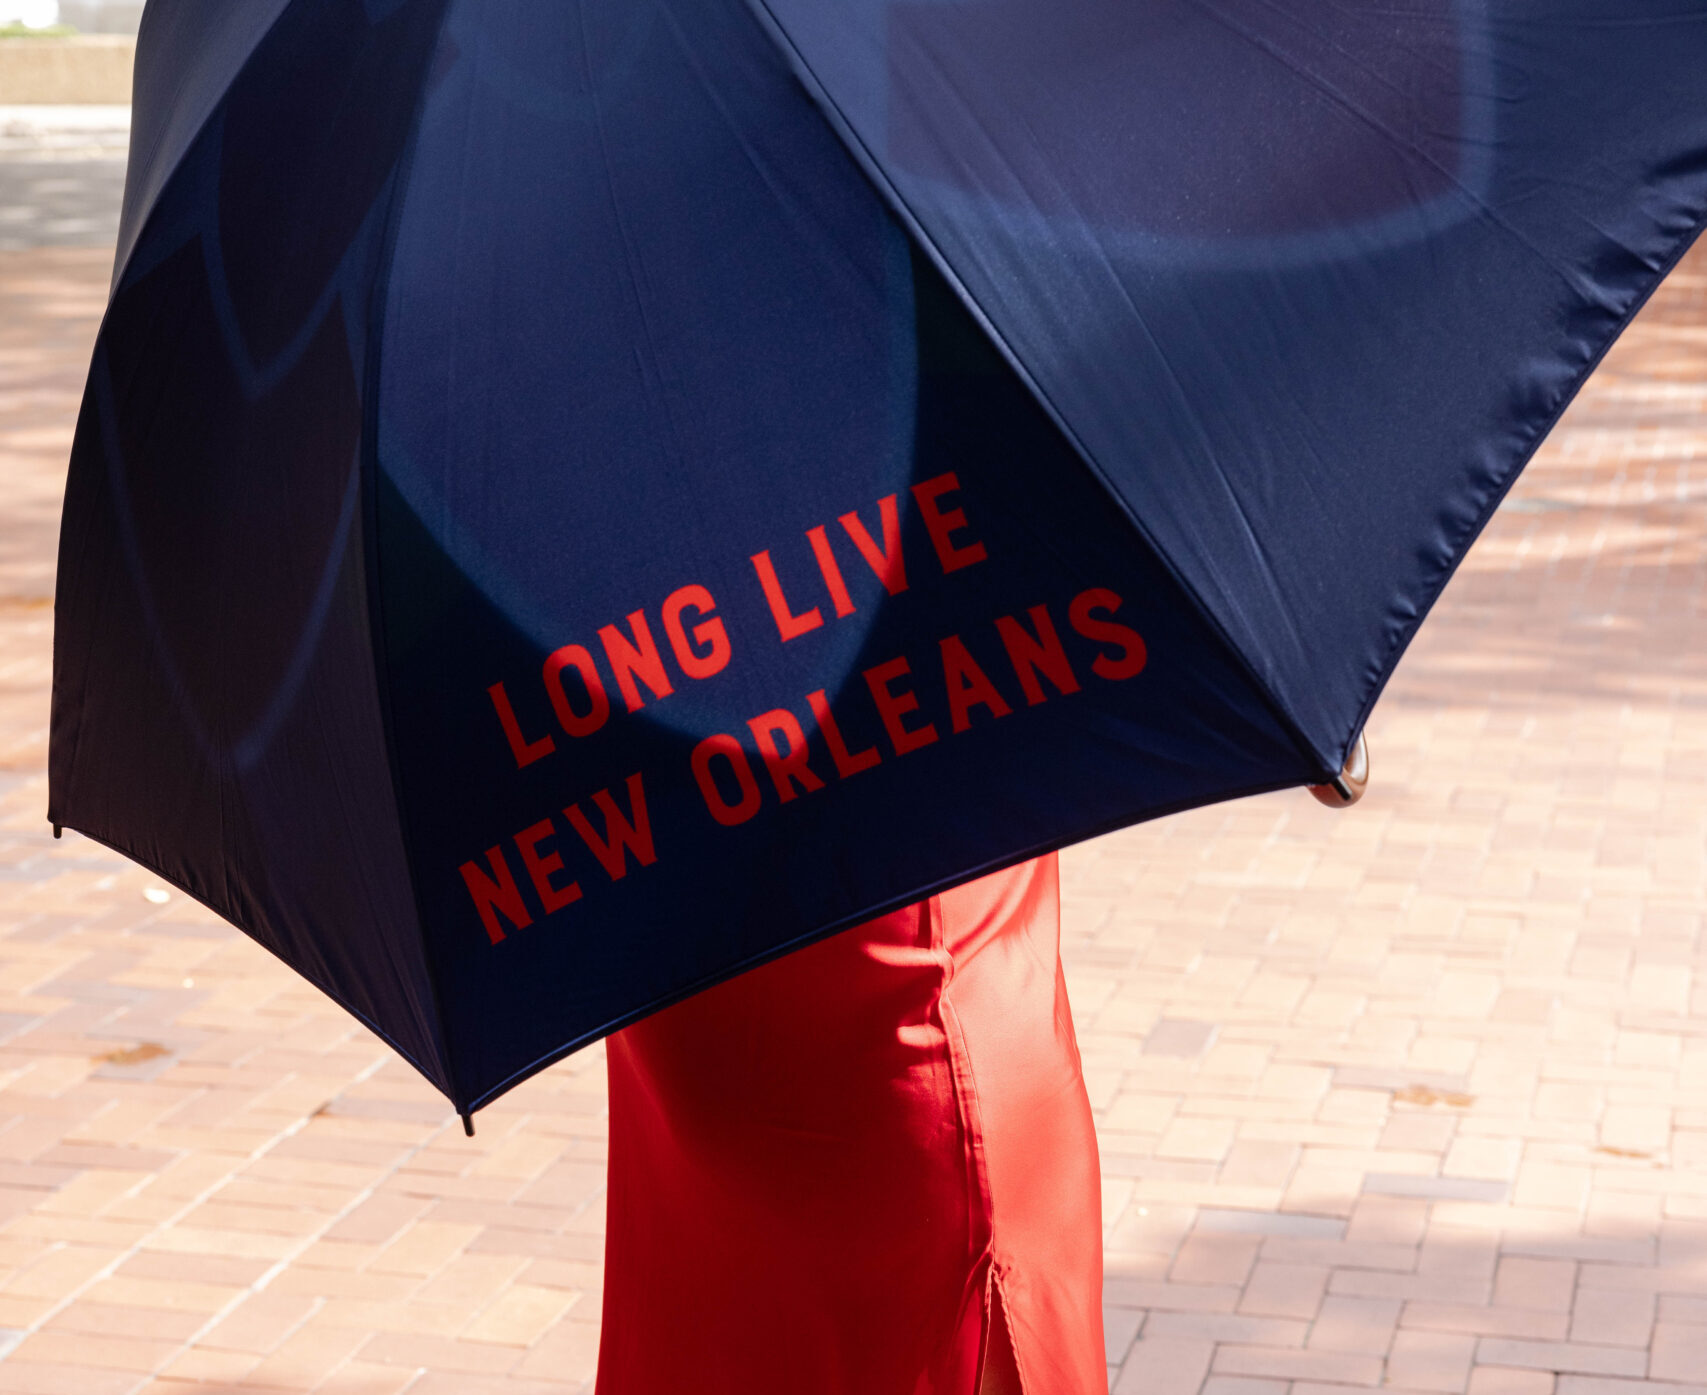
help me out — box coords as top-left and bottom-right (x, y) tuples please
(50, 0), (1707, 1115)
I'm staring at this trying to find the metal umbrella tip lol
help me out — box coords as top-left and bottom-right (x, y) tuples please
(1308, 731), (1369, 809)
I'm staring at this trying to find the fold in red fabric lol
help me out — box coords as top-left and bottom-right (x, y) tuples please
(595, 853), (1104, 1393)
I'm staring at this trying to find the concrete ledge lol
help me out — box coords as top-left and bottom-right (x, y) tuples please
(0, 36), (134, 104)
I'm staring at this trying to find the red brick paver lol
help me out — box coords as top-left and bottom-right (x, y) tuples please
(1, 240), (1704, 1394)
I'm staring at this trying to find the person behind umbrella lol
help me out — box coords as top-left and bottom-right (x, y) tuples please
(594, 852), (1104, 1394)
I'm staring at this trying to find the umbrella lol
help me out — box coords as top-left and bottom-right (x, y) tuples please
(50, 0), (1707, 1125)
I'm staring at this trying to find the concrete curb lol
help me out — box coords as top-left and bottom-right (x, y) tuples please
(0, 35), (134, 104)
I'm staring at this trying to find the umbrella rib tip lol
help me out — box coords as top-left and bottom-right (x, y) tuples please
(1308, 731), (1370, 809)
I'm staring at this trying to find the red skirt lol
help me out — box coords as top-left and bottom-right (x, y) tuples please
(595, 854), (1104, 1394)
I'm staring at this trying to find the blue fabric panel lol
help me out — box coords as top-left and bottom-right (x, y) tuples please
(116, 0), (297, 284)
(52, 0), (455, 1093)
(373, 0), (1311, 1105)
(751, 0), (1707, 768)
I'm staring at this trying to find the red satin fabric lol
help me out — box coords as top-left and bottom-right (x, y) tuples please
(595, 854), (1104, 1394)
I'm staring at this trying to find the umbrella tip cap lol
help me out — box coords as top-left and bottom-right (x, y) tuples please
(1308, 731), (1370, 809)
(460, 1111), (474, 1137)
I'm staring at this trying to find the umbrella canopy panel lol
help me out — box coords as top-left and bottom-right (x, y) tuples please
(756, 0), (1707, 766)
(111, 0), (295, 287)
(373, 0), (1324, 1105)
(50, 0), (1707, 1112)
(53, 0), (457, 1092)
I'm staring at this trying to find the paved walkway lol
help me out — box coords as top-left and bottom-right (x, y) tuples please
(0, 223), (1703, 1391)
(0, 108), (127, 251)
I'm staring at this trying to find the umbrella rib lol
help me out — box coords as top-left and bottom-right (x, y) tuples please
(355, 0), (471, 1115)
(743, 0), (1336, 776)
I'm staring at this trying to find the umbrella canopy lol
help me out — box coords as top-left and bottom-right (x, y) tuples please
(51, 0), (1707, 1118)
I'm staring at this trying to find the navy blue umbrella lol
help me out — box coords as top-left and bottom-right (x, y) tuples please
(51, 0), (1707, 1122)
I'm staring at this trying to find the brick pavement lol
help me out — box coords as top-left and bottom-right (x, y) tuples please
(0, 232), (1703, 1394)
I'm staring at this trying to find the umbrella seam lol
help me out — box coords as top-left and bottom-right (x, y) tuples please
(355, 0), (468, 1115)
(740, 0), (1337, 778)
